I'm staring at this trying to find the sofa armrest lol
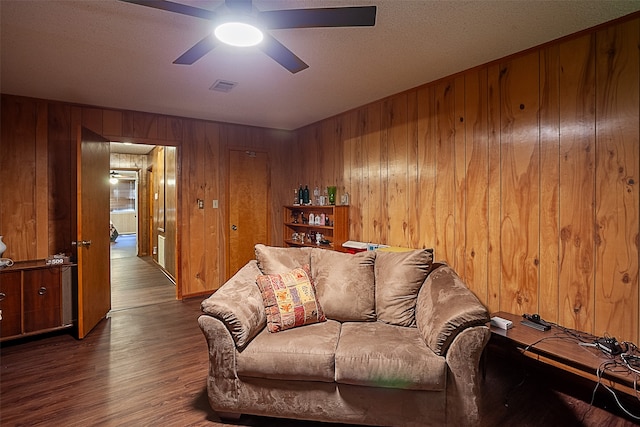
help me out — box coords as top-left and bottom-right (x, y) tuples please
(415, 263), (489, 356)
(445, 325), (491, 426)
(200, 260), (266, 349)
(198, 315), (240, 407)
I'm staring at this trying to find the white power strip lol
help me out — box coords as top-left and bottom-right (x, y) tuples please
(490, 316), (513, 330)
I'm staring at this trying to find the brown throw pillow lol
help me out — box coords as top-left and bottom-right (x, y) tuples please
(256, 265), (326, 333)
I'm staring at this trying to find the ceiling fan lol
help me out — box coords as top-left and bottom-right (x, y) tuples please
(119, 0), (377, 74)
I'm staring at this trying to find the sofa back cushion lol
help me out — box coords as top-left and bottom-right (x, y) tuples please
(374, 249), (433, 327)
(311, 248), (376, 322)
(255, 244), (312, 274)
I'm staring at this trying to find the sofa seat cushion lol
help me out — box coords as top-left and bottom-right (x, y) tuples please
(236, 319), (341, 383)
(335, 322), (446, 391)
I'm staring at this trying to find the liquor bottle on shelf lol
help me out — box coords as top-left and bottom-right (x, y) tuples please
(303, 185), (310, 205)
(298, 185), (303, 205)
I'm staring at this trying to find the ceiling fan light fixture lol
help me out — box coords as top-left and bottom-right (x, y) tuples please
(214, 20), (263, 47)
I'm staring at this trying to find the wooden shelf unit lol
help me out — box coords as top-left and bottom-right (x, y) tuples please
(283, 205), (349, 252)
(0, 260), (74, 342)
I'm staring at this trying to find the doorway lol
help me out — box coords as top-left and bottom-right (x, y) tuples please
(109, 142), (177, 311)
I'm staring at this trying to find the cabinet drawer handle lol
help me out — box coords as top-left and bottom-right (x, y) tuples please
(38, 286), (47, 295)
(0, 292), (5, 301)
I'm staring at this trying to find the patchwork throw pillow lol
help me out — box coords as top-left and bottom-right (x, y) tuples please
(256, 265), (326, 333)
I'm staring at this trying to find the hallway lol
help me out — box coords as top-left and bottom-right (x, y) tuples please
(110, 234), (176, 312)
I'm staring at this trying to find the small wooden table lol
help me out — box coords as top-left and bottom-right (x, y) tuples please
(489, 311), (638, 396)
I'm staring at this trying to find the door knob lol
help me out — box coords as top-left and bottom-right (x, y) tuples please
(231, 225), (237, 231)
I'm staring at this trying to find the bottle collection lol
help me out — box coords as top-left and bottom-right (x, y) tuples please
(290, 231), (329, 246)
(291, 210), (331, 227)
(293, 184), (349, 206)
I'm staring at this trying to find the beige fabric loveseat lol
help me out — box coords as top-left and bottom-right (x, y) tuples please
(198, 244), (490, 426)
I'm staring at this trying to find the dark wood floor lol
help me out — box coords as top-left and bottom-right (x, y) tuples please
(110, 234), (177, 312)
(1, 253), (638, 426)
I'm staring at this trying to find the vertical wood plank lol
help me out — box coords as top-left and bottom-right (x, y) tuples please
(407, 90), (420, 249)
(487, 64), (502, 313)
(341, 110), (356, 240)
(333, 116), (345, 197)
(103, 109), (122, 138)
(167, 116), (183, 143)
(594, 19), (639, 342)
(348, 108), (366, 242)
(434, 80), (456, 264)
(82, 107), (103, 135)
(454, 75), (466, 274)
(558, 33), (596, 332)
(35, 101), (49, 259)
(204, 122), (222, 289)
(306, 124), (320, 191)
(464, 68), (490, 301)
(181, 120), (207, 294)
(417, 85), (437, 251)
(383, 93), (409, 247)
(0, 96), (37, 260)
(134, 112), (158, 140)
(47, 102), (72, 257)
(540, 45), (561, 322)
(365, 102), (383, 244)
(268, 129), (295, 247)
(499, 51), (540, 315)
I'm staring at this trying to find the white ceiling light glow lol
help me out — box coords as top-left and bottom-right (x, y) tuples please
(214, 20), (263, 47)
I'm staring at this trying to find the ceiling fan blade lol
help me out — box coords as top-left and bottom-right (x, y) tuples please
(259, 34), (308, 74)
(260, 6), (376, 30)
(119, 0), (218, 20)
(173, 35), (218, 65)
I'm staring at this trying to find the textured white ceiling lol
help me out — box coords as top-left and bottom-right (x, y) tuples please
(2, 1), (639, 130)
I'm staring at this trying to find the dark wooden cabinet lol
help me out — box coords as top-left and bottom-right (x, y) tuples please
(0, 261), (74, 341)
(0, 270), (22, 338)
(23, 268), (63, 333)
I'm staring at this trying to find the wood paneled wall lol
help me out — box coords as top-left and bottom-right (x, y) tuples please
(0, 97), (294, 299)
(293, 17), (640, 343)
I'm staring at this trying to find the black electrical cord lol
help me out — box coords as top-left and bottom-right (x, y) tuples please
(515, 320), (640, 421)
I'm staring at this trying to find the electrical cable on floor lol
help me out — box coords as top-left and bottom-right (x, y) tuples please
(581, 361), (640, 422)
